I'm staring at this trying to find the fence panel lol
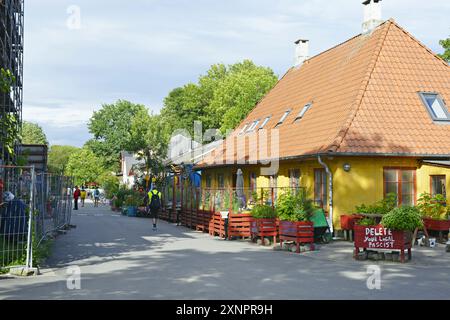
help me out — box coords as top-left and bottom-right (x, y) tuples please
(0, 166), (73, 270)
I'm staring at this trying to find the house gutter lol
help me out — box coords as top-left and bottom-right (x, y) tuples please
(318, 155), (334, 235)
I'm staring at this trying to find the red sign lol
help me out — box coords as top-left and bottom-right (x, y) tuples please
(354, 225), (411, 250)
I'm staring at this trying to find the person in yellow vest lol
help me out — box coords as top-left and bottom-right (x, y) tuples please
(80, 187), (87, 207)
(147, 187), (162, 231)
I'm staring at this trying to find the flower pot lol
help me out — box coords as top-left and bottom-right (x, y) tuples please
(340, 214), (363, 230)
(353, 225), (412, 263)
(423, 218), (450, 231)
(127, 206), (137, 217)
(251, 218), (278, 245)
(228, 213), (253, 240)
(278, 220), (314, 253)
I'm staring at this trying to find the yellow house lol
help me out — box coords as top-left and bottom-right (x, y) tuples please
(196, 4), (450, 234)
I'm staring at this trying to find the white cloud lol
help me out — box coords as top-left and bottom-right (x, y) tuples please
(22, 0), (450, 147)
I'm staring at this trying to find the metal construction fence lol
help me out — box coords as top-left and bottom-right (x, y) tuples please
(0, 165), (73, 270)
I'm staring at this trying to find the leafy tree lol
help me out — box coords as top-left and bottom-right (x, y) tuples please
(438, 37), (450, 63)
(48, 145), (79, 174)
(21, 121), (48, 145)
(65, 148), (106, 186)
(161, 60), (278, 138)
(0, 68), (19, 159)
(87, 100), (147, 170)
(209, 60), (278, 133)
(129, 110), (170, 186)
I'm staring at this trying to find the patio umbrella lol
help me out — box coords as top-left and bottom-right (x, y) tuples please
(236, 169), (245, 209)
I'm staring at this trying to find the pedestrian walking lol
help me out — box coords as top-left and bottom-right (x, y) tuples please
(93, 187), (100, 207)
(147, 187), (161, 231)
(73, 186), (80, 210)
(80, 187), (87, 207)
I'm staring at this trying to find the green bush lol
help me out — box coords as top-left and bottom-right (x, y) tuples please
(276, 189), (314, 222)
(381, 206), (423, 231)
(251, 204), (277, 219)
(357, 217), (377, 226)
(417, 192), (448, 220)
(356, 193), (397, 215)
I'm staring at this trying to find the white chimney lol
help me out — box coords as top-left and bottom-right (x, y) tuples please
(294, 39), (309, 68)
(362, 0), (383, 33)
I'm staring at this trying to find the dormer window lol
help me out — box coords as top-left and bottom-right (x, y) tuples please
(275, 110), (291, 128)
(294, 103), (312, 123)
(419, 93), (450, 122)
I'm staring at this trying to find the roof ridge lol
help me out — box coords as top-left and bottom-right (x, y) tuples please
(324, 20), (393, 153)
(388, 19), (450, 68)
(302, 20), (391, 65)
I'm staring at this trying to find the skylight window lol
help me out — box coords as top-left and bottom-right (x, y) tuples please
(259, 116), (271, 130)
(275, 110), (291, 128)
(419, 93), (450, 122)
(247, 120), (260, 132)
(239, 124), (249, 135)
(294, 103), (312, 123)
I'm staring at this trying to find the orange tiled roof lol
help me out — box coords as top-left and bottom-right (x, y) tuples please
(199, 20), (450, 167)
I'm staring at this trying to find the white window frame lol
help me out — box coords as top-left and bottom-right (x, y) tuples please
(275, 110), (291, 128)
(294, 103), (312, 123)
(259, 116), (271, 130)
(238, 124), (249, 135)
(247, 119), (260, 133)
(419, 92), (450, 123)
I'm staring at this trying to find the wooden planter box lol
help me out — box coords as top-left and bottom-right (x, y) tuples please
(340, 214), (364, 230)
(196, 210), (212, 232)
(209, 212), (226, 238)
(279, 221), (315, 253)
(228, 213), (253, 240)
(251, 218), (278, 245)
(423, 218), (450, 232)
(354, 225), (413, 263)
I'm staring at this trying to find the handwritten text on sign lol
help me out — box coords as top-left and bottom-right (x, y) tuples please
(364, 227), (395, 249)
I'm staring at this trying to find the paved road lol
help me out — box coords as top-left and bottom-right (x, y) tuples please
(0, 203), (449, 300)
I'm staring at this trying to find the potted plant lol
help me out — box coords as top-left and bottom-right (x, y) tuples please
(250, 204), (278, 245)
(417, 193), (450, 238)
(277, 190), (315, 253)
(354, 206), (422, 263)
(124, 192), (142, 217)
(227, 192), (252, 240)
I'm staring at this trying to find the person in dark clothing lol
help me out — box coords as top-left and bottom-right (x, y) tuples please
(73, 186), (80, 210)
(147, 188), (161, 231)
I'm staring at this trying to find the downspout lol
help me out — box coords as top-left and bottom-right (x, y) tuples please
(318, 155), (334, 235)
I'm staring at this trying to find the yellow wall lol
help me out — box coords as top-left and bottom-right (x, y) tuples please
(200, 157), (450, 230)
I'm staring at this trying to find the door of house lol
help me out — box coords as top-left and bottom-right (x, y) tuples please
(314, 168), (327, 210)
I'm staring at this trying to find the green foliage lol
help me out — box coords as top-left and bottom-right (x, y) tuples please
(129, 110), (169, 178)
(417, 192), (449, 220)
(357, 217), (377, 226)
(87, 100), (147, 170)
(276, 189), (314, 222)
(438, 37), (450, 63)
(124, 191), (143, 207)
(161, 60), (278, 136)
(48, 145), (79, 174)
(0, 68), (19, 159)
(251, 204), (277, 219)
(356, 193), (397, 215)
(99, 173), (120, 200)
(381, 206), (423, 231)
(209, 60), (278, 133)
(21, 121), (48, 145)
(65, 147), (106, 186)
(0, 68), (14, 93)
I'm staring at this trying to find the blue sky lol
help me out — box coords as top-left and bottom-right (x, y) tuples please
(23, 0), (450, 147)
